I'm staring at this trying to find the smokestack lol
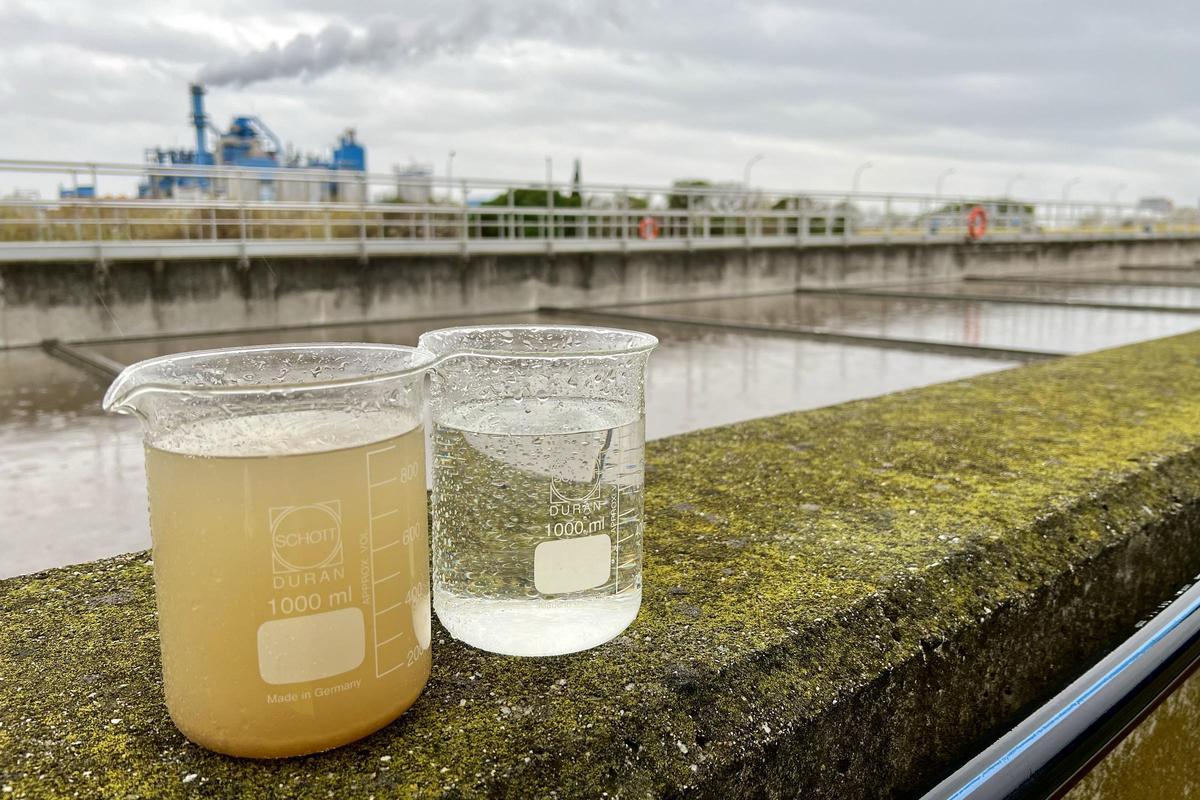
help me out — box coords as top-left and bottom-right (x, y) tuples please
(189, 83), (208, 159)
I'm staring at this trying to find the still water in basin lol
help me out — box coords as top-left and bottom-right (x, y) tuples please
(7, 270), (1198, 578)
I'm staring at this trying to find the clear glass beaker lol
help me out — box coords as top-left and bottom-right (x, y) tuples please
(103, 343), (434, 758)
(419, 324), (658, 657)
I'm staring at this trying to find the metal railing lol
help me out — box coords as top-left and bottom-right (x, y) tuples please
(0, 159), (1192, 264)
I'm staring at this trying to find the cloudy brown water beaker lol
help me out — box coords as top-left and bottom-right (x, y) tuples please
(103, 343), (434, 758)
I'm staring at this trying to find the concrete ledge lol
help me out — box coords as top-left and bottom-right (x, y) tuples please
(6, 238), (1200, 347)
(5, 333), (1200, 797)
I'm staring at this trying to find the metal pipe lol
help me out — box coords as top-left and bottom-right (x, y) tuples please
(41, 339), (124, 379)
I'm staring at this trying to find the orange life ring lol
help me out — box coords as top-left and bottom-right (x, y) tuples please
(638, 216), (660, 240)
(966, 205), (988, 240)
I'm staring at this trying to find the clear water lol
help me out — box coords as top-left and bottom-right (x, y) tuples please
(432, 397), (644, 656)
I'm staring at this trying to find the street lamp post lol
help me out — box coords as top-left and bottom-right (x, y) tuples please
(1004, 173), (1025, 198)
(935, 167), (957, 198)
(852, 161), (873, 194)
(743, 154), (765, 190)
(447, 150), (456, 202)
(545, 156), (553, 238)
(1062, 177), (1082, 203)
(1061, 177), (1082, 234)
(743, 154), (765, 235)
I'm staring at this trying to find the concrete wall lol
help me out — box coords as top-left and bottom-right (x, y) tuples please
(3, 237), (1198, 347)
(8, 332), (1200, 797)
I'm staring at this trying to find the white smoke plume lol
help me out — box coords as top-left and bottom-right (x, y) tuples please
(198, 2), (626, 88)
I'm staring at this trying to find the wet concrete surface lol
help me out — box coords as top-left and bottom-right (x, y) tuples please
(616, 293), (1200, 353)
(6, 269), (1200, 578)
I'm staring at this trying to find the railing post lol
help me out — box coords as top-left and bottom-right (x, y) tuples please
(508, 188), (516, 240)
(237, 202), (249, 269)
(883, 195), (892, 244)
(743, 186), (751, 248)
(621, 187), (629, 253)
(71, 171), (82, 240)
(91, 164), (104, 268)
(580, 192), (589, 242)
(358, 173), (368, 264)
(685, 191), (693, 250)
(210, 207), (217, 240)
(460, 178), (469, 257)
(842, 193), (849, 246)
(546, 175), (555, 256)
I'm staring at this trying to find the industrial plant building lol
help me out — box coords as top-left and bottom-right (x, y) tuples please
(136, 84), (367, 203)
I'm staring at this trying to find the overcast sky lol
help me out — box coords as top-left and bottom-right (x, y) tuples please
(1, 0), (1198, 203)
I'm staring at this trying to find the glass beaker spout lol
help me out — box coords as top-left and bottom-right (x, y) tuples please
(101, 356), (168, 417)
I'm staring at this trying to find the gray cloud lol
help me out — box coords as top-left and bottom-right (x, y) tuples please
(0, 0), (232, 64)
(1, 0), (1199, 203)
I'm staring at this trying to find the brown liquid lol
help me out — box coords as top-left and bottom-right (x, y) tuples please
(145, 420), (429, 758)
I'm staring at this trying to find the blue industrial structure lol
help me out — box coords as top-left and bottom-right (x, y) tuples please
(132, 84), (367, 201)
(57, 185), (95, 199)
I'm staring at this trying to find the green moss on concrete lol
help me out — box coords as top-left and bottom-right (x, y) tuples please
(7, 332), (1200, 798)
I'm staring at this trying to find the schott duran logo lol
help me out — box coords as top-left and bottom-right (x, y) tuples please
(269, 501), (343, 575)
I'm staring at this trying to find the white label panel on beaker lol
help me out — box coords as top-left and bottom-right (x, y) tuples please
(256, 607), (365, 685)
(534, 534), (612, 594)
